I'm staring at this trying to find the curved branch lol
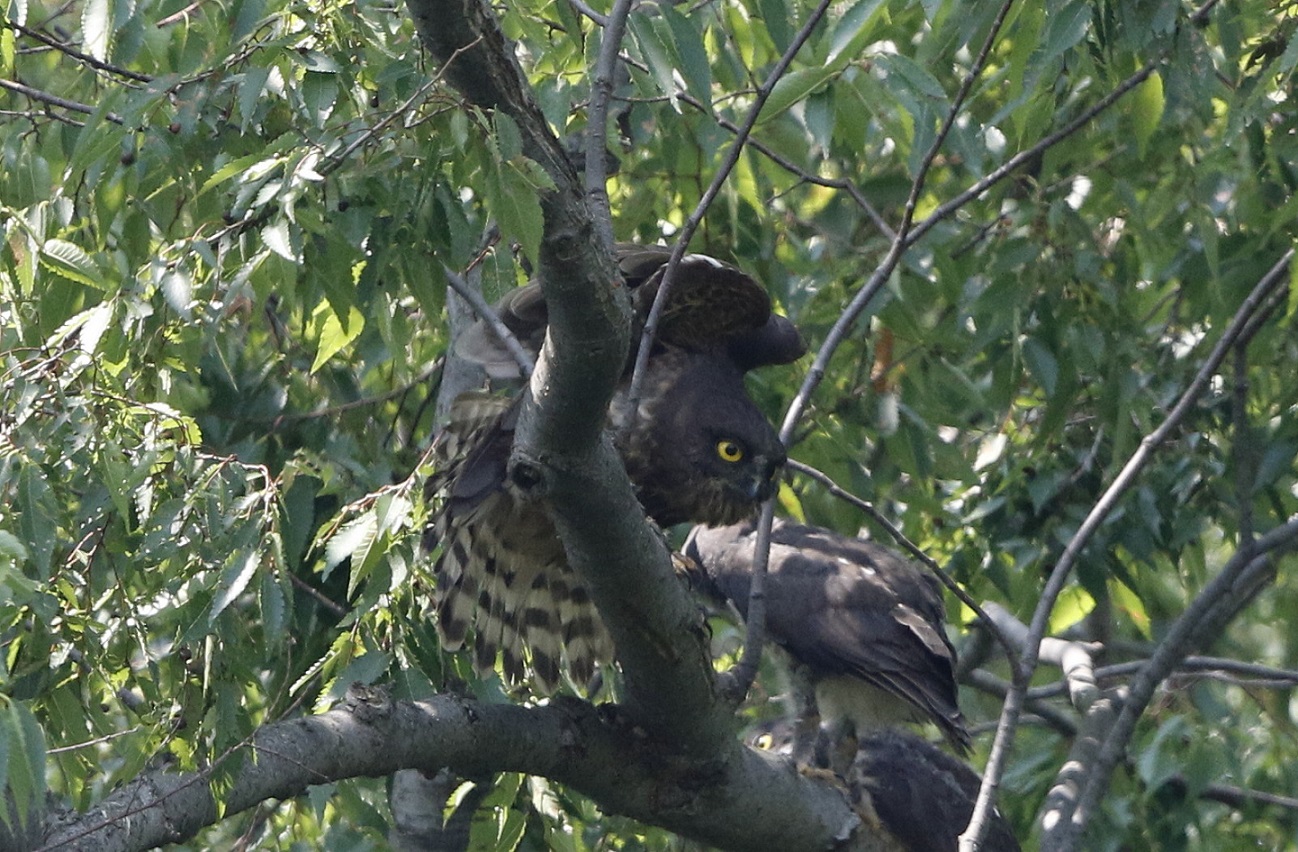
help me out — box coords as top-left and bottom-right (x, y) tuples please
(35, 690), (884, 852)
(1049, 515), (1298, 848)
(404, 0), (729, 758)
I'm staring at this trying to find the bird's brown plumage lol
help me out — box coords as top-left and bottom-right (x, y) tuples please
(683, 518), (970, 754)
(426, 245), (804, 693)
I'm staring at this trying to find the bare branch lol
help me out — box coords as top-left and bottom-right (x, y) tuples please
(976, 246), (1293, 851)
(442, 265), (535, 378)
(584, 0), (634, 249)
(980, 602), (1100, 712)
(35, 690), (884, 852)
(0, 77), (125, 124)
(11, 22), (152, 83)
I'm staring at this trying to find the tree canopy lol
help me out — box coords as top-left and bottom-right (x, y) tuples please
(2, 0), (1297, 849)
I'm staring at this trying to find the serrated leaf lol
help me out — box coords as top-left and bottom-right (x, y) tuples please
(209, 549), (260, 624)
(759, 66), (840, 124)
(310, 301), (365, 373)
(237, 66), (272, 130)
(6, 0), (28, 27)
(488, 167), (543, 268)
(82, 0), (112, 62)
(200, 153), (281, 197)
(493, 113), (524, 162)
(323, 511), (377, 580)
(262, 219), (298, 261)
(39, 239), (101, 288)
(827, 0), (887, 65)
(1131, 70), (1164, 159)
(17, 465), (57, 577)
(662, 6), (711, 108)
(260, 564), (287, 640)
(2, 702), (47, 828)
(629, 15), (679, 105)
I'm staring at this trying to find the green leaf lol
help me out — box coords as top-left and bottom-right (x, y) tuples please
(1131, 70), (1164, 159)
(662, 6), (712, 108)
(1, 27), (15, 78)
(827, 0), (887, 65)
(200, 153), (281, 197)
(492, 113), (524, 162)
(260, 562), (287, 641)
(16, 465), (57, 578)
(81, 0), (112, 62)
(1039, 1), (1089, 66)
(759, 66), (840, 124)
(757, 0), (790, 53)
(1, 702), (47, 827)
(1022, 337), (1059, 397)
(322, 511), (377, 582)
(629, 14), (680, 104)
(310, 300), (366, 373)
(302, 71), (338, 128)
(209, 549), (260, 624)
(39, 239), (101, 288)
(6, 0), (27, 28)
(487, 166), (543, 268)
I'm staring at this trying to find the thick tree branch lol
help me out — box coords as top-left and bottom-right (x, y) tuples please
(403, 0), (750, 776)
(35, 690), (885, 852)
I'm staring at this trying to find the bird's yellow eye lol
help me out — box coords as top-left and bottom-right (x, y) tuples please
(716, 440), (744, 463)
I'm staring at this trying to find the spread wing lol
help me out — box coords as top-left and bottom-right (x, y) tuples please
(454, 244), (802, 380)
(425, 393), (612, 693)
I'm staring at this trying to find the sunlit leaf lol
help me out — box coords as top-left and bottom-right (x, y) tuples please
(1131, 70), (1164, 159)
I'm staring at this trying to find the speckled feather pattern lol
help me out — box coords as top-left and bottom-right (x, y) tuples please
(426, 246), (804, 694)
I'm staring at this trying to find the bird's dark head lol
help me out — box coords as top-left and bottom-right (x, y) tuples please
(613, 351), (786, 528)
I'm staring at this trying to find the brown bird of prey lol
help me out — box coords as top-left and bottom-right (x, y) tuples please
(746, 722), (1019, 852)
(683, 518), (970, 756)
(846, 730), (1020, 852)
(426, 245), (805, 693)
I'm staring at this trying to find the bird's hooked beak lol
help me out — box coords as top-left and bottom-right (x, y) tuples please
(747, 451), (786, 501)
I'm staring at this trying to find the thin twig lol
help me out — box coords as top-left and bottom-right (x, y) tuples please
(442, 266), (535, 377)
(321, 75), (445, 176)
(0, 77), (125, 124)
(1026, 656), (1298, 700)
(584, 0), (634, 249)
(13, 22), (153, 82)
(568, 0), (608, 26)
(626, 0), (835, 410)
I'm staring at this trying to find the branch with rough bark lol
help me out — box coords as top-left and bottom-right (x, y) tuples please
(30, 689), (880, 852)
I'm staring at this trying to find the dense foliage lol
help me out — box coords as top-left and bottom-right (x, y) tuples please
(2, 0), (1296, 848)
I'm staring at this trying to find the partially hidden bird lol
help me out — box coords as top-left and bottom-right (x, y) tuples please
(426, 245), (805, 693)
(683, 518), (970, 756)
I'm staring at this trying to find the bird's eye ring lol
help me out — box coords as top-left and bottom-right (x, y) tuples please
(716, 440), (744, 462)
